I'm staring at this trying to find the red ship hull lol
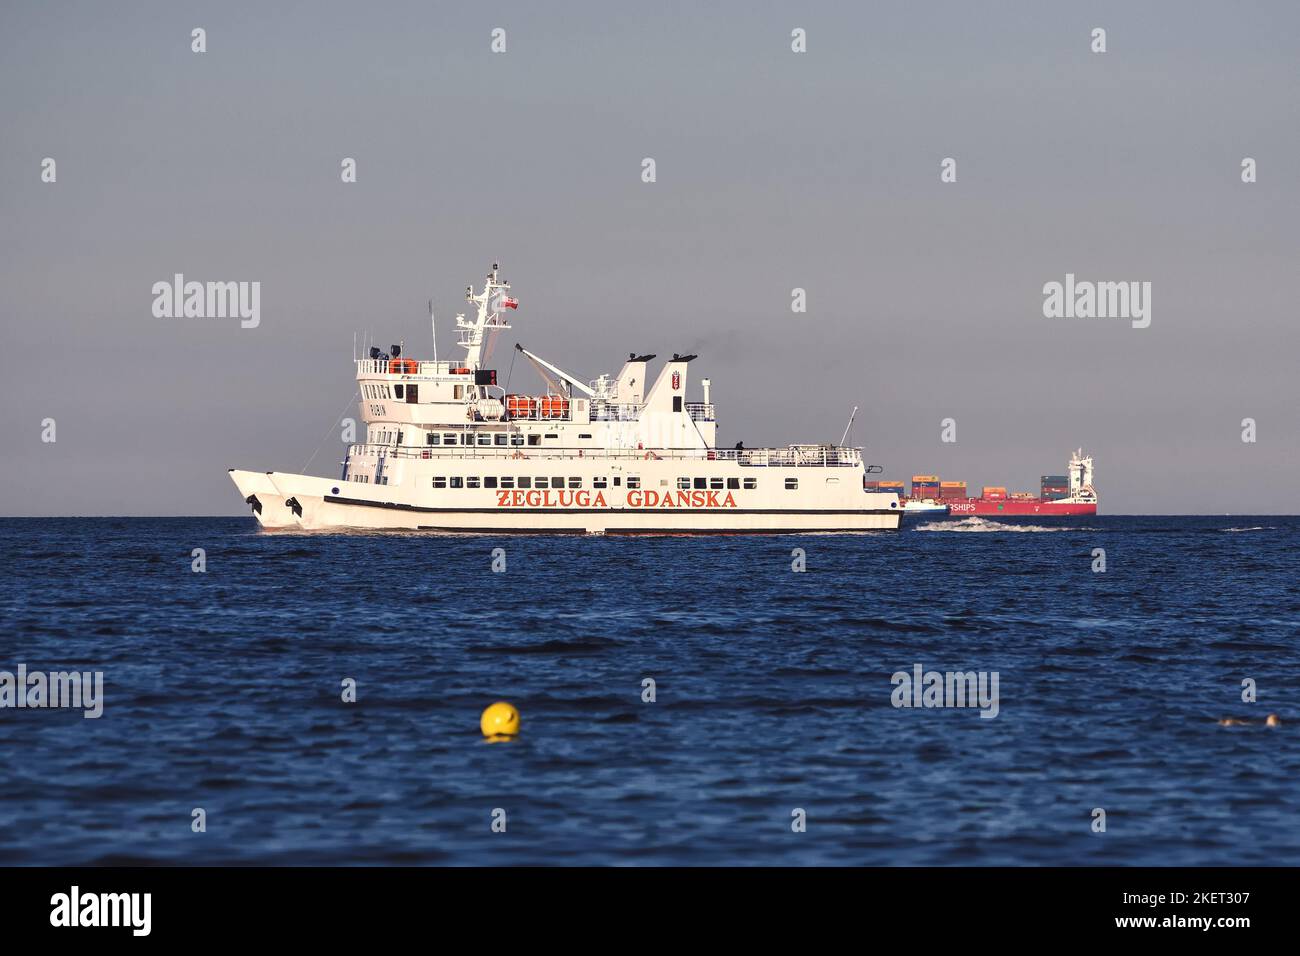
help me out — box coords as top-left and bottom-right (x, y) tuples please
(940, 498), (1096, 516)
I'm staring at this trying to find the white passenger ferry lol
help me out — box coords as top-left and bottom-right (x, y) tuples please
(229, 264), (902, 533)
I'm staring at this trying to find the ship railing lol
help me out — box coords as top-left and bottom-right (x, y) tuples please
(589, 403), (641, 422)
(345, 443), (861, 466)
(685, 403), (715, 422)
(355, 359), (475, 377)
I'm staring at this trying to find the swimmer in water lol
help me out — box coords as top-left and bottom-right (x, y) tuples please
(1218, 714), (1282, 727)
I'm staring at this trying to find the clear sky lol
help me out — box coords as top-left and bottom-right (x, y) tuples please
(2, 1), (1297, 515)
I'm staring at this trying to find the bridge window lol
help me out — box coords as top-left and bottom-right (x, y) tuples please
(627, 476), (640, 489)
(743, 478), (757, 490)
(579, 433), (592, 439)
(450, 477), (463, 489)
(494, 434), (508, 446)
(535, 477), (549, 489)
(518, 477), (532, 489)
(477, 433), (492, 446)
(432, 477), (446, 488)
(677, 477), (690, 489)
(568, 477), (581, 489)
(709, 478), (723, 490)
(593, 477), (607, 489)
(427, 433), (440, 445)
(467, 477), (480, 489)
(527, 435), (540, 446)
(553, 476), (565, 488)
(785, 478), (798, 490)
(484, 477), (498, 489)
(500, 477), (514, 489)
(694, 478), (706, 490)
(727, 478), (739, 489)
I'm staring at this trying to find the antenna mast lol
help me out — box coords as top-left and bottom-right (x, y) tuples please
(839, 406), (859, 447)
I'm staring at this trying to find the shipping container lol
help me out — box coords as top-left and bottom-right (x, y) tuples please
(1041, 475), (1068, 484)
(911, 475), (939, 482)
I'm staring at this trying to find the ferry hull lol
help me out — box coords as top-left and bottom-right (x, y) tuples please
(941, 498), (1097, 517)
(230, 470), (901, 533)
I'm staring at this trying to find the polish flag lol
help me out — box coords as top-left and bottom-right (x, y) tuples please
(497, 296), (519, 310)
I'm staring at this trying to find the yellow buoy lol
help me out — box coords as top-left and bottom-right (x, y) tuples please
(480, 701), (520, 739)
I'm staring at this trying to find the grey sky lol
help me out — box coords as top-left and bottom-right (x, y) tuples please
(2, 1), (1297, 515)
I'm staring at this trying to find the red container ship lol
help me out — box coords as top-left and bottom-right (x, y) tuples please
(901, 450), (1097, 516)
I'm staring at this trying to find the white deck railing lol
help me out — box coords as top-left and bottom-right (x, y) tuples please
(345, 443), (861, 466)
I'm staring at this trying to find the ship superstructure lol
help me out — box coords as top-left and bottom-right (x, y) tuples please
(230, 264), (902, 533)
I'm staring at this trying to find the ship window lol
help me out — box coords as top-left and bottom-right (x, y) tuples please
(500, 477), (514, 489)
(553, 476), (565, 488)
(743, 478), (757, 490)
(614, 477), (621, 486)
(677, 477), (690, 490)
(527, 435), (540, 446)
(579, 433), (592, 439)
(406, 384), (418, 403)
(709, 478), (723, 490)
(568, 477), (581, 489)
(495, 434), (508, 446)
(484, 477), (498, 489)
(544, 433), (558, 439)
(535, 477), (549, 489)
(427, 434), (440, 445)
(450, 477), (463, 489)
(785, 478), (798, 490)
(510, 434), (524, 446)
(394, 384), (404, 399)
(432, 477), (447, 488)
(673, 397), (682, 412)
(693, 478), (707, 490)
(454, 385), (464, 399)
(461, 433), (473, 445)
(727, 478), (739, 490)
(826, 478), (840, 485)
(518, 477), (532, 489)
(477, 433), (492, 446)
(593, 477), (607, 489)
(627, 476), (640, 489)
(467, 477), (480, 489)
(443, 433), (455, 444)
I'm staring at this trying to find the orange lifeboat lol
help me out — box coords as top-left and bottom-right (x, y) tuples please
(505, 395), (537, 418)
(388, 358), (417, 374)
(539, 396), (570, 419)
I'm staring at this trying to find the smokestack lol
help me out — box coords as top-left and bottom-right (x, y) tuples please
(701, 378), (711, 404)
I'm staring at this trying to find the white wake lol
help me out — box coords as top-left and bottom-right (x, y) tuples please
(913, 516), (1076, 533)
